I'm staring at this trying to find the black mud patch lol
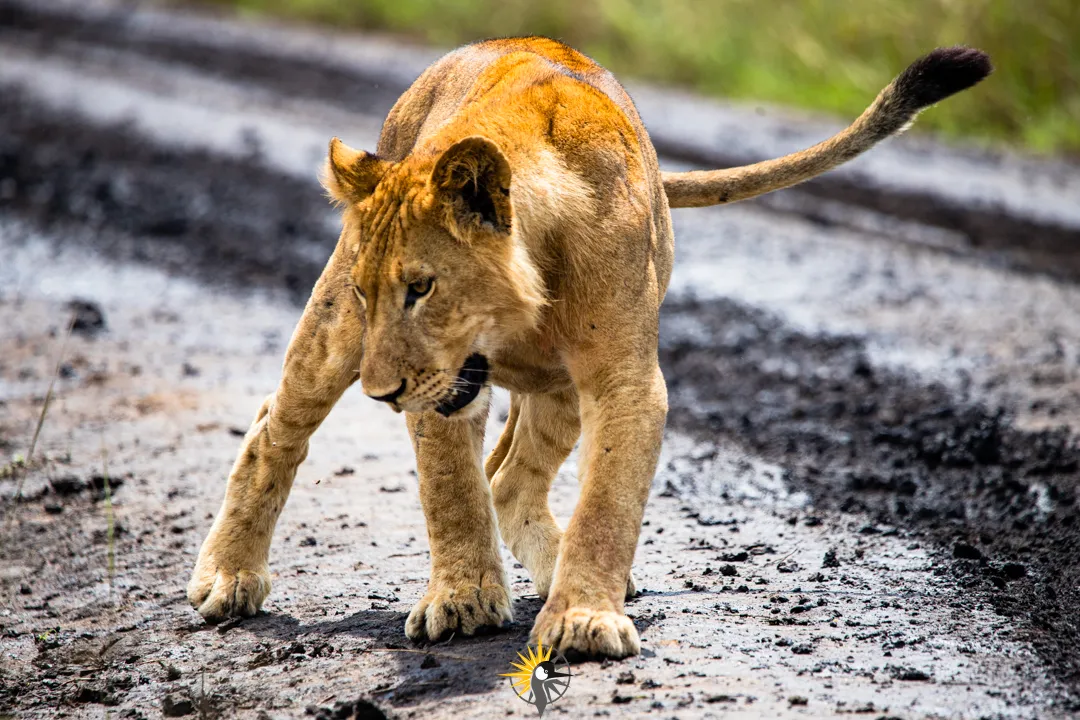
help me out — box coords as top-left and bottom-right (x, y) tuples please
(0, 85), (332, 303)
(660, 296), (1080, 698)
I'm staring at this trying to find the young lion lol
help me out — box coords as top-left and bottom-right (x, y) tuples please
(188, 38), (990, 658)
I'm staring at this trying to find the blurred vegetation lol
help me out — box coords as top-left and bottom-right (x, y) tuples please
(199, 0), (1079, 155)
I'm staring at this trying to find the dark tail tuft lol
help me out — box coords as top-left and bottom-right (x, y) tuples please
(894, 46), (992, 109)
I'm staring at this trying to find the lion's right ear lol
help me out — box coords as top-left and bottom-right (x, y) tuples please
(321, 138), (390, 205)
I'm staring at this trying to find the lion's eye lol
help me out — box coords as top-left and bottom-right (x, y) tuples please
(405, 278), (433, 308)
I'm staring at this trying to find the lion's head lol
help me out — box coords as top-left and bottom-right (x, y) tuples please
(323, 136), (545, 417)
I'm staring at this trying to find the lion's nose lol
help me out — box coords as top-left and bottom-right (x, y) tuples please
(366, 378), (407, 404)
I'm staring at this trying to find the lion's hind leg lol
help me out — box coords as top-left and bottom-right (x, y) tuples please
(489, 389), (580, 599)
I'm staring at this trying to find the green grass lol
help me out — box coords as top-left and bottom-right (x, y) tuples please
(197, 0), (1079, 155)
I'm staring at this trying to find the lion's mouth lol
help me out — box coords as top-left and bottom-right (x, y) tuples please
(434, 353), (490, 417)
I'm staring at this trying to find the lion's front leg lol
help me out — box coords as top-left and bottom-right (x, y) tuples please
(532, 362), (667, 659)
(405, 408), (512, 642)
(188, 241), (363, 622)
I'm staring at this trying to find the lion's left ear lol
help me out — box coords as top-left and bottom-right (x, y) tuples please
(430, 136), (512, 236)
(322, 138), (390, 206)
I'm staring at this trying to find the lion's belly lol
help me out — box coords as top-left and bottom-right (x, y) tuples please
(489, 350), (573, 396)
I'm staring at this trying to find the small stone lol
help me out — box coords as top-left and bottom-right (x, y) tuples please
(690, 442), (717, 461)
(777, 559), (800, 573)
(953, 542), (982, 560)
(51, 476), (87, 495)
(1002, 562), (1027, 580)
(162, 694), (195, 717)
(68, 299), (106, 336)
(705, 695), (735, 703)
(890, 666), (931, 681)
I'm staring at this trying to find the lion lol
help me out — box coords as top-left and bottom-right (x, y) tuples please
(188, 38), (990, 658)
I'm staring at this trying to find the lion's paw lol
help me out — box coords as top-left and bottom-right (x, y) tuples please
(533, 606), (640, 660)
(405, 581), (512, 643)
(187, 558), (271, 622)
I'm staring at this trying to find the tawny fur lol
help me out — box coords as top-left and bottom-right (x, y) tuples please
(189, 38), (990, 659)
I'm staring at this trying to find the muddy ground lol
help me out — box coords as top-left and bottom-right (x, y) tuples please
(1, 1), (1080, 718)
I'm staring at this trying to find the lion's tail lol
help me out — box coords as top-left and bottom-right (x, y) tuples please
(661, 47), (991, 209)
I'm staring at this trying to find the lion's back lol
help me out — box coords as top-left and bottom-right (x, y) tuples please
(376, 37), (645, 161)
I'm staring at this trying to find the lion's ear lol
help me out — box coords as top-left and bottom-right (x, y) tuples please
(322, 138), (389, 205)
(430, 136), (512, 236)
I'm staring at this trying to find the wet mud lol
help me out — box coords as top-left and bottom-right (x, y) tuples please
(660, 297), (1080, 692)
(2, 2), (1080, 717)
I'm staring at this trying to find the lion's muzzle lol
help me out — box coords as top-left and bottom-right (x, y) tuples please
(435, 353), (490, 416)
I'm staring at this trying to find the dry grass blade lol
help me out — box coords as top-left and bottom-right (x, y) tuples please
(5, 312), (76, 527)
(100, 433), (116, 592)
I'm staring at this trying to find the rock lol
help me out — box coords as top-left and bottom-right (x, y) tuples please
(889, 665), (931, 681)
(313, 698), (389, 720)
(1002, 562), (1027, 580)
(51, 475), (87, 495)
(90, 474), (125, 492)
(162, 694), (194, 717)
(690, 442), (717, 461)
(777, 559), (800, 573)
(953, 542), (983, 560)
(68, 299), (106, 336)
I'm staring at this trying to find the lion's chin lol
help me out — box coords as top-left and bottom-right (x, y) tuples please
(434, 353), (490, 418)
(443, 384), (491, 420)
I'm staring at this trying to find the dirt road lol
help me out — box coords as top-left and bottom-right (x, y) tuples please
(2, 1), (1079, 718)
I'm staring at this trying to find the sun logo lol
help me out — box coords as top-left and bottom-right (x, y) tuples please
(499, 642), (572, 716)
